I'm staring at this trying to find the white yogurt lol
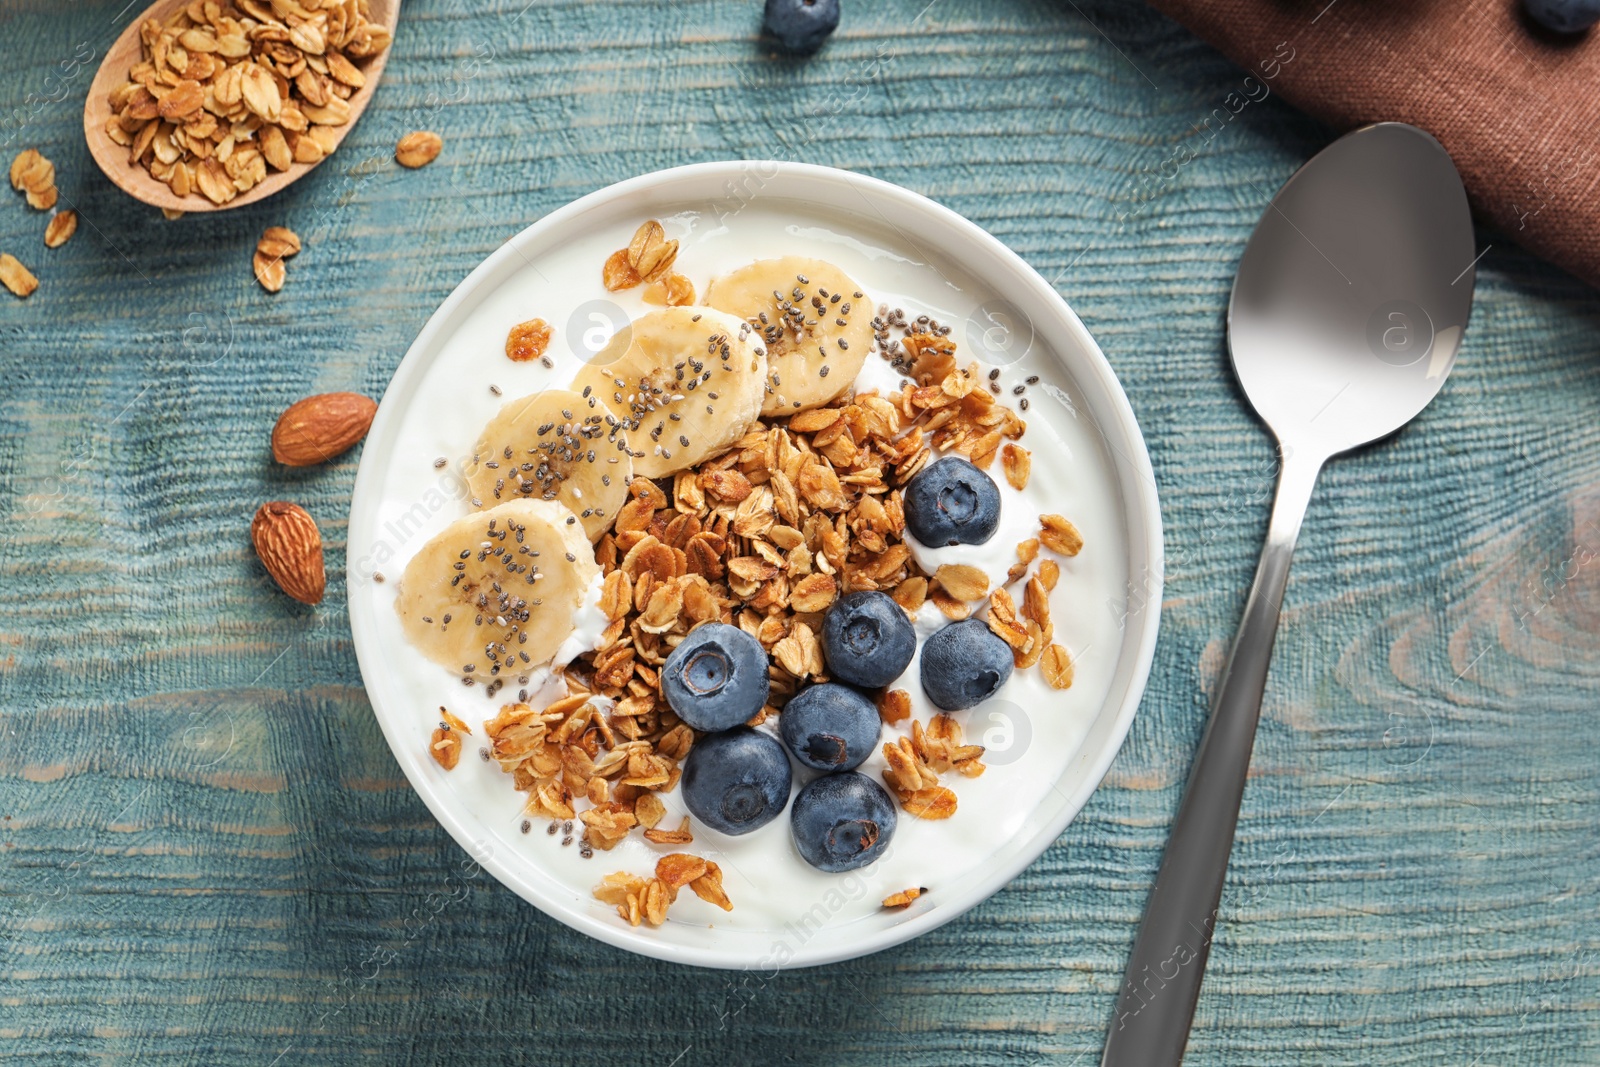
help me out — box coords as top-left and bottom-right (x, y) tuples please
(849, 349), (912, 399)
(551, 570), (608, 670)
(358, 202), (1127, 935)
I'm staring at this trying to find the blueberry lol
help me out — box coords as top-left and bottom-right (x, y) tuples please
(791, 771), (896, 872)
(681, 727), (792, 836)
(920, 618), (1013, 711)
(1525, 0), (1600, 31)
(820, 590), (916, 688)
(779, 683), (881, 771)
(662, 622), (770, 732)
(763, 0), (840, 53)
(903, 457), (1001, 548)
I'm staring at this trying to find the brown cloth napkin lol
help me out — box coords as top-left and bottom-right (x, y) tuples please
(1145, 0), (1600, 289)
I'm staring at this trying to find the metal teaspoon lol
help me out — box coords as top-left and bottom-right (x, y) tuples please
(1100, 122), (1476, 1066)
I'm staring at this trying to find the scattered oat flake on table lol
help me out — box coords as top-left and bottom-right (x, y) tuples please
(257, 225), (302, 260)
(253, 226), (300, 293)
(43, 211), (77, 248)
(9, 149), (44, 189)
(10, 149), (55, 200)
(395, 131), (443, 168)
(253, 252), (286, 293)
(882, 887), (926, 909)
(0, 254), (39, 298)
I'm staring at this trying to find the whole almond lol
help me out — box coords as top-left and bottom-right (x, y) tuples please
(271, 392), (377, 466)
(252, 501), (326, 605)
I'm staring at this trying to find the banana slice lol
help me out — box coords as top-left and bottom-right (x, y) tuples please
(465, 387), (632, 542)
(395, 499), (599, 682)
(569, 306), (767, 479)
(704, 256), (874, 416)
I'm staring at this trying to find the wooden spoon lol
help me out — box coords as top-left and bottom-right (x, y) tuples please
(83, 0), (400, 213)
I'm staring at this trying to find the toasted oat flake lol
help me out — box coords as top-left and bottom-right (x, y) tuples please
(505, 318), (553, 363)
(395, 130), (443, 168)
(257, 225), (302, 260)
(1037, 558), (1061, 591)
(429, 723), (463, 770)
(644, 816), (693, 845)
(1001, 443), (1031, 490)
(253, 250), (285, 293)
(644, 271), (696, 307)
(935, 563), (988, 602)
(0, 254), (39, 298)
(689, 860), (732, 911)
(877, 688), (912, 725)
(882, 887), (926, 909)
(892, 576), (928, 614)
(602, 248), (641, 291)
(43, 210), (78, 248)
(634, 793), (666, 830)
(1039, 514), (1083, 556)
(10, 149), (51, 192)
(626, 219), (678, 282)
(1041, 644), (1075, 689)
(656, 853), (708, 889)
(929, 587), (969, 620)
(900, 785), (958, 820)
(789, 572), (837, 613)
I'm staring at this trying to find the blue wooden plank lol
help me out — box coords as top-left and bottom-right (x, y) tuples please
(1, 0), (1598, 1064)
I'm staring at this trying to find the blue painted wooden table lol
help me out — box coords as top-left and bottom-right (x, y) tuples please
(3, 1), (1597, 1063)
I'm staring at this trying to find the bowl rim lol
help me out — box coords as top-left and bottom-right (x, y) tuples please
(347, 159), (1164, 970)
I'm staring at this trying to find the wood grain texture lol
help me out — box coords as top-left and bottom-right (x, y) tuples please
(3, 1), (1598, 1064)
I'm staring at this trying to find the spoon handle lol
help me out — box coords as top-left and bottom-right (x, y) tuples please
(1100, 445), (1323, 1067)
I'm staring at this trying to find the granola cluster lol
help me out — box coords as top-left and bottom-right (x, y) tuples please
(4, 149), (76, 300)
(602, 219), (696, 307)
(594, 853), (731, 927)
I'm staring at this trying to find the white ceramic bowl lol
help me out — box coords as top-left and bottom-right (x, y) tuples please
(347, 161), (1163, 969)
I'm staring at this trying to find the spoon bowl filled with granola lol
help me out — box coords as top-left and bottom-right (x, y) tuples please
(348, 162), (1163, 969)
